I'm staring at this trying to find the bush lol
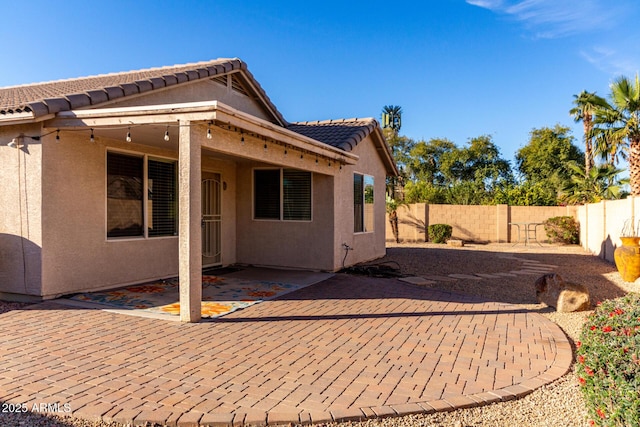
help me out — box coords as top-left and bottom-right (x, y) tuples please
(543, 216), (579, 244)
(576, 293), (640, 426)
(428, 224), (452, 243)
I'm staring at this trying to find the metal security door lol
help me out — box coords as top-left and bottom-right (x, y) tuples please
(202, 174), (222, 265)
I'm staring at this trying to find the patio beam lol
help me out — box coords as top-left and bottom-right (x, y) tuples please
(178, 119), (202, 323)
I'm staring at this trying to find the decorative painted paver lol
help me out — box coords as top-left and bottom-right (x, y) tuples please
(0, 273), (572, 426)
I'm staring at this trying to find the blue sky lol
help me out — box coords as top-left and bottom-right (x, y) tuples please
(2, 0), (639, 165)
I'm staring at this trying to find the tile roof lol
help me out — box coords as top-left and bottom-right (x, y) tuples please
(0, 58), (285, 124)
(0, 58), (395, 172)
(287, 118), (379, 151)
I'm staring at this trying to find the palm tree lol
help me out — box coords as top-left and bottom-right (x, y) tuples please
(382, 105), (402, 134)
(591, 75), (640, 194)
(562, 161), (628, 204)
(570, 91), (608, 174)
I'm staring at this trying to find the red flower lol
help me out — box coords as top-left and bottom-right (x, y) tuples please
(578, 377), (586, 385)
(597, 408), (605, 419)
(590, 325), (597, 331)
(585, 367), (594, 376)
(576, 341), (582, 348)
(578, 355), (585, 364)
(589, 421), (595, 426)
(602, 325), (613, 333)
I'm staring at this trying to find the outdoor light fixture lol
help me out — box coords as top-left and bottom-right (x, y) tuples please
(126, 128), (132, 143)
(90, 128), (95, 143)
(240, 130), (244, 145)
(7, 138), (18, 148)
(164, 127), (170, 142)
(56, 130), (60, 142)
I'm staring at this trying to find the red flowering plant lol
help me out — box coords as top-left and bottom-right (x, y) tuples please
(576, 293), (640, 426)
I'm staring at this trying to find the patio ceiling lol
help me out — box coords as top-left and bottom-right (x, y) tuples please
(44, 100), (359, 166)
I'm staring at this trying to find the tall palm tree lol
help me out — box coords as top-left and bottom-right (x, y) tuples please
(592, 75), (640, 195)
(382, 105), (402, 134)
(570, 91), (608, 174)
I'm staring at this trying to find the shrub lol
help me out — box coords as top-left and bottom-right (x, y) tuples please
(428, 224), (452, 243)
(576, 293), (640, 426)
(543, 216), (579, 244)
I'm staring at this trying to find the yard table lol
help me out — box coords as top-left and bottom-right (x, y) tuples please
(509, 222), (544, 246)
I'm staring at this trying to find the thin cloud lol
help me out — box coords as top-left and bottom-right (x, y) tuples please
(581, 45), (640, 77)
(467, 0), (619, 39)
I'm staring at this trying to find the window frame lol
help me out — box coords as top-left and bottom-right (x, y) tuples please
(106, 149), (178, 241)
(354, 172), (375, 234)
(252, 167), (313, 222)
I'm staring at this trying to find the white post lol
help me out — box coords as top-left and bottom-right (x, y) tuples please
(178, 119), (202, 322)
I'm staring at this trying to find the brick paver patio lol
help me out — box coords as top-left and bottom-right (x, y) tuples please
(0, 274), (572, 426)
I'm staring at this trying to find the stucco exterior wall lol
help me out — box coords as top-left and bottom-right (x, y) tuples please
(235, 162), (335, 271)
(0, 124), (43, 297)
(105, 79), (275, 123)
(39, 131), (180, 297)
(334, 135), (388, 270)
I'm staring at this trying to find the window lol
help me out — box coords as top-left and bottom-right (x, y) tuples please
(107, 152), (177, 239)
(148, 158), (178, 237)
(254, 169), (311, 221)
(354, 173), (374, 233)
(107, 152), (143, 238)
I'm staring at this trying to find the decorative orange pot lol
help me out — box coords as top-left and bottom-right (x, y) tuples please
(614, 237), (640, 282)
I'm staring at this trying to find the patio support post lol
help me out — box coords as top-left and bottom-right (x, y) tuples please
(178, 119), (202, 322)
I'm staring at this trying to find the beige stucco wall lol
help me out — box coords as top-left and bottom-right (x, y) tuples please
(235, 162), (335, 271)
(578, 197), (640, 262)
(36, 125), (246, 298)
(40, 131), (178, 297)
(104, 78), (275, 123)
(0, 124), (43, 297)
(334, 135), (388, 270)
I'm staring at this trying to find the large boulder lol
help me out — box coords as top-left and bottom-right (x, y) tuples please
(534, 273), (590, 312)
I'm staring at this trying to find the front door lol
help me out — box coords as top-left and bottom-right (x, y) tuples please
(202, 173), (222, 266)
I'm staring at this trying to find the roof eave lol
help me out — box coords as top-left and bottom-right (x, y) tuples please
(371, 125), (399, 176)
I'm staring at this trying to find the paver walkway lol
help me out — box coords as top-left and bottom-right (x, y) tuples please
(0, 274), (572, 426)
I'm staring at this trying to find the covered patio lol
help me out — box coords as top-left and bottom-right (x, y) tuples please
(44, 100), (356, 322)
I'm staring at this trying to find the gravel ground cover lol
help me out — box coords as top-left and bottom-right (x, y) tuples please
(0, 242), (636, 427)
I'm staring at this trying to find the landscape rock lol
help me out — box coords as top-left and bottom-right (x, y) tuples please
(534, 273), (590, 312)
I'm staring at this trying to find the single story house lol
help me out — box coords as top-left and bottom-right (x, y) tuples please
(0, 58), (397, 321)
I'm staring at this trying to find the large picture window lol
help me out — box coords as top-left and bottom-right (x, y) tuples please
(254, 169), (311, 221)
(354, 173), (374, 233)
(107, 152), (177, 239)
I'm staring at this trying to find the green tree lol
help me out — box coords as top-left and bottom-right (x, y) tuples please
(570, 90), (608, 174)
(591, 74), (640, 194)
(404, 181), (446, 204)
(492, 181), (558, 206)
(440, 135), (512, 190)
(515, 125), (583, 202)
(407, 138), (456, 184)
(561, 161), (628, 204)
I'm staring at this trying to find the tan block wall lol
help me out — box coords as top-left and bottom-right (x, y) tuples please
(387, 204), (577, 244)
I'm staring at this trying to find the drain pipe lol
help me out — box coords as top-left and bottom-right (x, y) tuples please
(342, 243), (353, 269)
